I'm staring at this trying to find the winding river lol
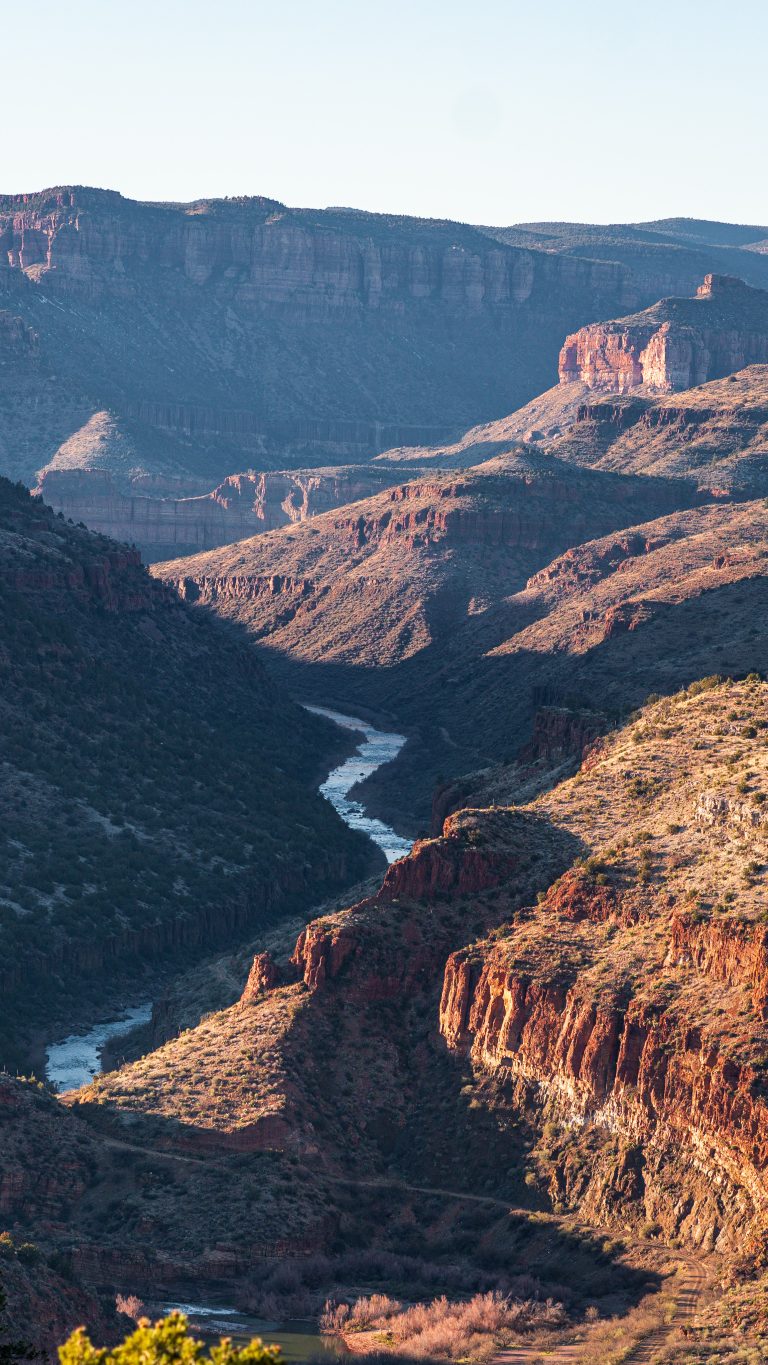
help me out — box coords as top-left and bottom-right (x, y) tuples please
(43, 709), (410, 1354)
(304, 705), (412, 864)
(45, 709), (410, 1093)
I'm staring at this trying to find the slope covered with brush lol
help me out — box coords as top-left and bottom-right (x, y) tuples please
(53, 682), (768, 1361)
(0, 478), (374, 1064)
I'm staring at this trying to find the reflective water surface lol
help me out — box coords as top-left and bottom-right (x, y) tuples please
(152, 1305), (344, 1360)
(305, 705), (412, 864)
(45, 1003), (152, 1093)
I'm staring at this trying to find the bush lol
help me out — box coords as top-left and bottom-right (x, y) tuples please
(59, 1312), (283, 1365)
(321, 1291), (565, 1358)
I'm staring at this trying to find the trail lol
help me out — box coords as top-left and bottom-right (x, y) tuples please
(491, 1254), (708, 1365)
(620, 1255), (708, 1364)
(327, 1176), (710, 1365)
(76, 1139), (711, 1360)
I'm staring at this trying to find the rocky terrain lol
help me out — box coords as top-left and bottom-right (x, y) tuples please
(155, 450), (696, 679)
(0, 185), (668, 492)
(9, 678), (760, 1361)
(423, 361), (768, 497)
(150, 434), (768, 827)
(8, 204), (768, 1364)
(36, 458), (405, 562)
(559, 274), (768, 393)
(0, 476), (375, 1069)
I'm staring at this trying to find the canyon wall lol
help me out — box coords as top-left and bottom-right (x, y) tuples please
(2, 187), (740, 488)
(36, 465), (402, 561)
(559, 274), (768, 393)
(1, 188), (631, 313)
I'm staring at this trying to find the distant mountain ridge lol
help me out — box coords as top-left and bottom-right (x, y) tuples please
(4, 187), (768, 498)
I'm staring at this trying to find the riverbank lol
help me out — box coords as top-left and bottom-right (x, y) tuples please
(45, 708), (410, 1092)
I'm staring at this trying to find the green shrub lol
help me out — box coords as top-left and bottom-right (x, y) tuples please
(60, 1313), (282, 1365)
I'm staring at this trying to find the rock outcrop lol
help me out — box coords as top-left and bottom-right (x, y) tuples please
(437, 679), (768, 1252)
(559, 275), (768, 393)
(36, 462), (403, 562)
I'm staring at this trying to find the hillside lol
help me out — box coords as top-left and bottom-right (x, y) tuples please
(432, 364), (768, 496)
(152, 454), (700, 817)
(372, 497), (768, 824)
(41, 678), (768, 1361)
(149, 435), (768, 829)
(548, 365), (768, 495)
(158, 484), (768, 830)
(154, 450), (698, 669)
(0, 477), (375, 1066)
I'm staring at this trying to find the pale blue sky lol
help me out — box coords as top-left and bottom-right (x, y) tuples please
(4, 0), (766, 225)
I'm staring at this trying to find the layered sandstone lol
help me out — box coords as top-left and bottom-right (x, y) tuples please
(559, 275), (768, 393)
(439, 679), (768, 1251)
(36, 462), (403, 561)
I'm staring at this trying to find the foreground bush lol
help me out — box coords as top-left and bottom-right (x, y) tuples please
(59, 1312), (282, 1365)
(321, 1290), (565, 1358)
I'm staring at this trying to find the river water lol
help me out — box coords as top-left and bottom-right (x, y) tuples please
(149, 1305), (343, 1360)
(304, 705), (412, 863)
(45, 1003), (153, 1094)
(45, 710), (410, 1093)
(44, 709), (409, 1352)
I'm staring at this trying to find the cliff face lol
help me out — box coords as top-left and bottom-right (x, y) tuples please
(0, 186), (654, 488)
(0, 188), (629, 312)
(36, 463), (401, 562)
(559, 275), (768, 393)
(437, 679), (768, 1252)
(7, 189), (761, 491)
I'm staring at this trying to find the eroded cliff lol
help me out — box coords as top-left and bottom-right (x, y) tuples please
(558, 275), (768, 394)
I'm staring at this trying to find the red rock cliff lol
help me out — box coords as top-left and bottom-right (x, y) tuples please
(559, 275), (768, 393)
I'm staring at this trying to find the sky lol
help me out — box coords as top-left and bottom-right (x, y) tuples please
(3, 0), (767, 226)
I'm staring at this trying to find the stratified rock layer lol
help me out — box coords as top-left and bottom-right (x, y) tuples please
(559, 275), (768, 393)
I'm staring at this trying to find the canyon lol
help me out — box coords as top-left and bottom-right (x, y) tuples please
(7, 679), (761, 1359)
(7, 206), (768, 1365)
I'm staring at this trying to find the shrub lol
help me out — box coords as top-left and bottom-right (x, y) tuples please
(321, 1292), (565, 1358)
(59, 1312), (283, 1365)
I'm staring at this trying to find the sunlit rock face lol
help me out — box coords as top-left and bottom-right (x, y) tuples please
(559, 275), (768, 393)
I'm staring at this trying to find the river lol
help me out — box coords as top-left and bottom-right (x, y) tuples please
(148, 1304), (343, 1360)
(44, 708), (410, 1352)
(45, 1003), (153, 1094)
(304, 705), (412, 863)
(45, 709), (411, 1092)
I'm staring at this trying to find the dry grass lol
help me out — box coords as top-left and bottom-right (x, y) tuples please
(321, 1290), (566, 1359)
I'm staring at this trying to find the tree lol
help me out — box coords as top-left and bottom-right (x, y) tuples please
(59, 1313), (283, 1365)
